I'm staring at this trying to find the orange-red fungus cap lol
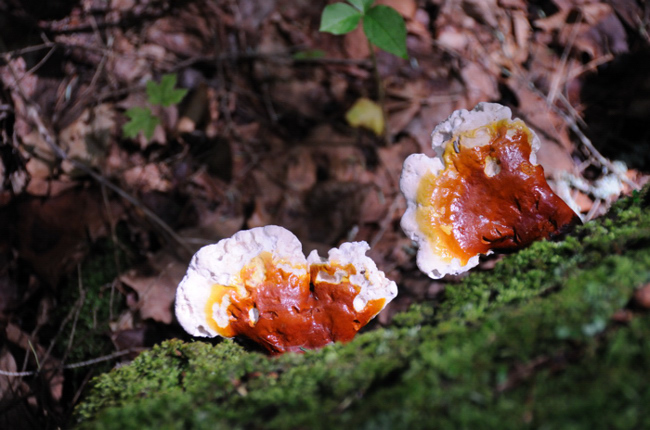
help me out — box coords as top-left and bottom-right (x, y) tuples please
(175, 226), (397, 354)
(400, 103), (580, 279)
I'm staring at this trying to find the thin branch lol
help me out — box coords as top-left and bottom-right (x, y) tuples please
(24, 45), (58, 77)
(0, 349), (138, 377)
(547, 12), (582, 105)
(514, 73), (639, 191)
(62, 265), (87, 365)
(2, 54), (194, 256)
(101, 184), (125, 322)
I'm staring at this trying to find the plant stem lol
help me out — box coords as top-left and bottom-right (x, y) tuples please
(367, 38), (390, 145)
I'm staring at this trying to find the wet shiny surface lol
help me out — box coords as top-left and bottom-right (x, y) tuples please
(416, 120), (580, 265)
(205, 252), (385, 354)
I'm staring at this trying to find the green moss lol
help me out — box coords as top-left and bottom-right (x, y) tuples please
(55, 237), (129, 360)
(74, 187), (650, 429)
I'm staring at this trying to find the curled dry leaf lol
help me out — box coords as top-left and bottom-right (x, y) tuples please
(400, 103), (580, 278)
(175, 226), (397, 354)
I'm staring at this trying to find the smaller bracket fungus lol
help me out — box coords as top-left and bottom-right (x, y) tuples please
(175, 226), (397, 354)
(400, 103), (580, 279)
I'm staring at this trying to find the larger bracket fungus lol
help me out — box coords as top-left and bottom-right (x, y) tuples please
(175, 226), (398, 354)
(400, 102), (580, 279)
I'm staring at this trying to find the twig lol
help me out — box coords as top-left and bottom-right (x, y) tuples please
(63, 349), (136, 369)
(40, 279), (85, 369)
(547, 12), (582, 105)
(80, 19), (113, 100)
(24, 45), (58, 77)
(172, 50), (370, 72)
(71, 368), (95, 407)
(553, 104), (638, 190)
(27, 340), (41, 372)
(519, 77), (639, 191)
(3, 52), (194, 256)
(0, 349), (138, 377)
(0, 369), (35, 377)
(100, 184), (125, 322)
(62, 265), (87, 365)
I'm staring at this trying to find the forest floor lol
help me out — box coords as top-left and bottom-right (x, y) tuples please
(1, 0), (649, 428)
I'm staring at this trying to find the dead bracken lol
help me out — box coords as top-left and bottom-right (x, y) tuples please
(175, 225), (397, 354)
(400, 103), (580, 279)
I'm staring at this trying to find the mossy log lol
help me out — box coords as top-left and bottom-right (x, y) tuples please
(75, 187), (650, 429)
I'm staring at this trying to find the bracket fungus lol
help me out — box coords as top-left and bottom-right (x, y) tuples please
(400, 102), (580, 279)
(175, 225), (397, 354)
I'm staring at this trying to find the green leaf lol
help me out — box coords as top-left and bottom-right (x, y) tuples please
(363, 5), (408, 59)
(146, 74), (188, 107)
(319, 3), (362, 35)
(123, 107), (160, 139)
(347, 0), (374, 13)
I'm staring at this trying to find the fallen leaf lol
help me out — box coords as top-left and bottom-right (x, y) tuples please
(122, 164), (172, 193)
(345, 97), (385, 136)
(344, 24), (371, 59)
(15, 189), (120, 285)
(286, 148), (317, 192)
(59, 104), (116, 174)
(120, 251), (187, 324)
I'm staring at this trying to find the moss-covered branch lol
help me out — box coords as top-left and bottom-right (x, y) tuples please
(75, 187), (650, 429)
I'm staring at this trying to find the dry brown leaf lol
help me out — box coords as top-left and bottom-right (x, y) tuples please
(536, 140), (576, 177)
(436, 24), (470, 52)
(508, 9), (532, 64)
(508, 81), (574, 151)
(16, 189), (120, 285)
(145, 16), (209, 57)
(286, 148), (317, 192)
(316, 146), (371, 183)
(181, 206), (245, 245)
(108, 33), (150, 83)
(378, 136), (419, 180)
(5, 323), (63, 402)
(120, 251), (186, 324)
(0, 58), (38, 99)
(461, 0), (499, 28)
(59, 104), (116, 174)
(388, 100), (420, 135)
(272, 80), (330, 119)
(0, 347), (22, 401)
(460, 62), (499, 106)
(359, 188), (388, 223)
(344, 25), (371, 59)
(576, 5), (628, 57)
(22, 131), (56, 181)
(377, 0), (417, 19)
(123, 164), (172, 193)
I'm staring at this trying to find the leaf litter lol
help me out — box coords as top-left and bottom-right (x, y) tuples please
(0, 0), (649, 426)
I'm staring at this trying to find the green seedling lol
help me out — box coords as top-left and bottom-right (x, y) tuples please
(123, 74), (188, 139)
(319, 0), (407, 60)
(122, 107), (160, 140)
(320, 1), (407, 138)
